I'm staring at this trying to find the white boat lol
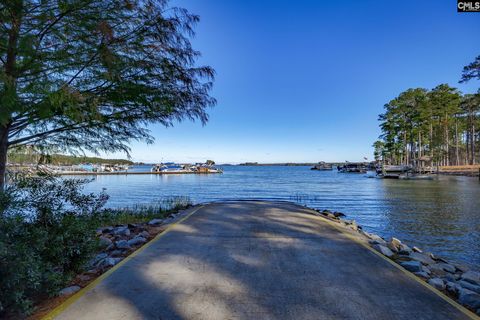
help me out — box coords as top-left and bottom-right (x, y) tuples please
(150, 162), (223, 174)
(195, 164), (223, 173)
(151, 163), (189, 173)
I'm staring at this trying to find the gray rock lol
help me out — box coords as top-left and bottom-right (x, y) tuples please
(443, 273), (457, 282)
(414, 271), (430, 279)
(109, 249), (124, 257)
(89, 253), (108, 267)
(148, 218), (163, 225)
(455, 264), (469, 273)
(412, 246), (422, 253)
(387, 242), (399, 253)
(446, 281), (461, 295)
(333, 211), (345, 218)
(388, 237), (402, 251)
(115, 239), (131, 250)
(99, 236), (113, 247)
(367, 233), (387, 245)
(127, 236), (147, 247)
(367, 233), (385, 242)
(435, 262), (456, 273)
(140, 230), (150, 238)
(422, 265), (432, 275)
(461, 271), (480, 286)
(458, 288), (480, 310)
(113, 226), (130, 236)
(429, 264), (447, 276)
(398, 243), (412, 255)
(430, 253), (449, 264)
(98, 257), (122, 269)
(373, 244), (394, 258)
(101, 226), (114, 233)
(369, 239), (387, 246)
(400, 260), (422, 273)
(59, 285), (81, 296)
(458, 280), (480, 294)
(409, 252), (435, 265)
(428, 278), (446, 290)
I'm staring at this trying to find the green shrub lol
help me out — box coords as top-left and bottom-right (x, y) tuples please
(0, 175), (191, 317)
(0, 175), (108, 316)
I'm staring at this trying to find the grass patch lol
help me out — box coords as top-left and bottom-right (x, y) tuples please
(93, 196), (193, 226)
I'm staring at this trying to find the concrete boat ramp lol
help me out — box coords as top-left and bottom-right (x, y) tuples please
(47, 201), (475, 320)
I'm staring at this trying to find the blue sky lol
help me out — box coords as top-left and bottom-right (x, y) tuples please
(107, 0), (480, 164)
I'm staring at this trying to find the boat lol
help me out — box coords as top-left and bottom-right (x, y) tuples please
(195, 163), (223, 173)
(338, 163), (367, 173)
(376, 165), (411, 179)
(151, 163), (189, 173)
(99, 164), (129, 172)
(150, 162), (223, 174)
(311, 162), (333, 170)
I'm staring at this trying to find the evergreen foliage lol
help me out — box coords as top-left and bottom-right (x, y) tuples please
(374, 56), (480, 166)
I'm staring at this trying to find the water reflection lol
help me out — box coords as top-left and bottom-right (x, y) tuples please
(378, 177), (480, 268)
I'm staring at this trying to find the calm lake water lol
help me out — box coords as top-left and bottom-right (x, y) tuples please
(79, 165), (480, 269)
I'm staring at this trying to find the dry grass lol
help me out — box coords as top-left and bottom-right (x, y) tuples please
(439, 165), (480, 172)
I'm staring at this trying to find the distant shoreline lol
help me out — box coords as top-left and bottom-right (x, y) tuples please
(238, 162), (325, 166)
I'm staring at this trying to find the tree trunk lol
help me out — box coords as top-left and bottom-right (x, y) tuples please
(466, 130), (470, 165)
(445, 114), (449, 166)
(472, 122), (476, 165)
(418, 131), (422, 158)
(0, 125), (9, 190)
(455, 116), (459, 166)
(429, 119), (433, 161)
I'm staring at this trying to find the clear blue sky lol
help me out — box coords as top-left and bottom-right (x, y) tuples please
(107, 0), (480, 164)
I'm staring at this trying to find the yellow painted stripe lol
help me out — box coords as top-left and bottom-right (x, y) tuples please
(41, 205), (204, 320)
(302, 207), (479, 320)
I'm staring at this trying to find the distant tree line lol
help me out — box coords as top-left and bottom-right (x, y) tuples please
(7, 148), (133, 166)
(373, 56), (480, 166)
